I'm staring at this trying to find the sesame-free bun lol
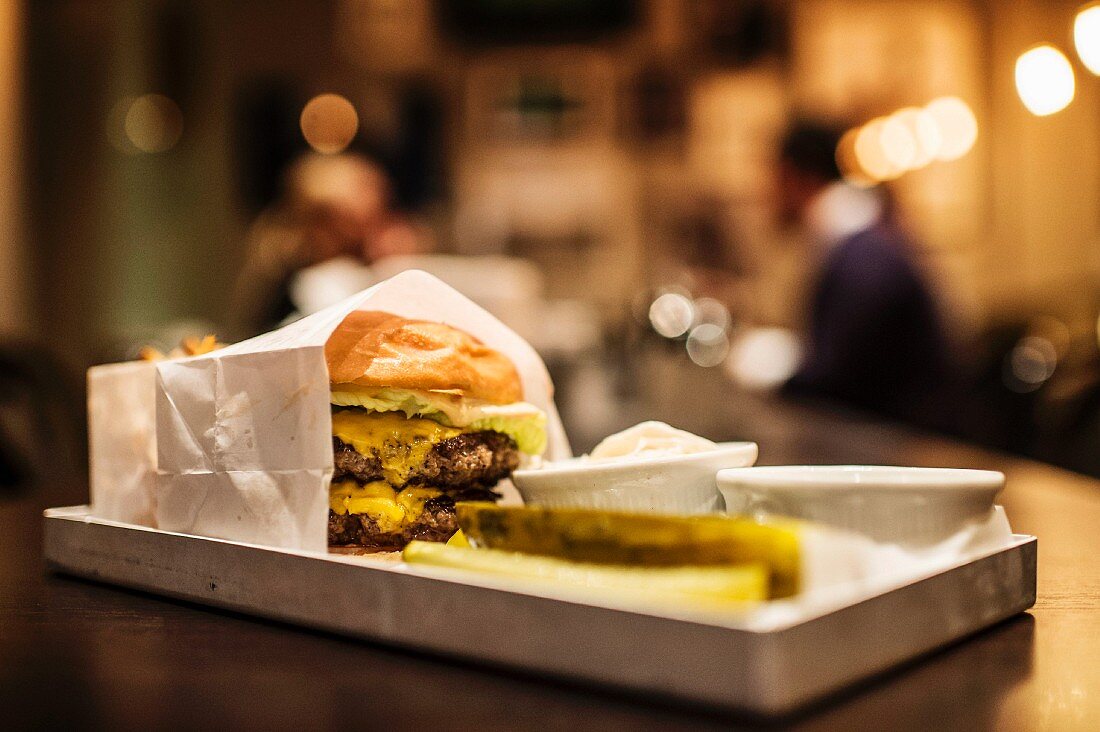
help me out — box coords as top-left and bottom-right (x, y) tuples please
(325, 310), (523, 404)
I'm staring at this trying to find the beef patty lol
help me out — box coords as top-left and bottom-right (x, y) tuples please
(333, 431), (520, 489)
(328, 490), (496, 550)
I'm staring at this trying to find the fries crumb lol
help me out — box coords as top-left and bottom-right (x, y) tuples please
(140, 334), (225, 361)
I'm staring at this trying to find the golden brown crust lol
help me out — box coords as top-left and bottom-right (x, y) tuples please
(325, 310), (523, 404)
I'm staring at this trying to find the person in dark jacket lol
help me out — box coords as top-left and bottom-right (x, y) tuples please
(777, 122), (958, 427)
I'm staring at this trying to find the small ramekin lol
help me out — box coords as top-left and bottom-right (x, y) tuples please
(513, 443), (758, 515)
(716, 465), (1005, 547)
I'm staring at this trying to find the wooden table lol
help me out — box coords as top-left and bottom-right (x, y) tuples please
(2, 389), (1098, 730)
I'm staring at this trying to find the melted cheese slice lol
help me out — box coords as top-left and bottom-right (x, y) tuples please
(329, 479), (442, 533)
(331, 410), (462, 485)
(330, 387), (547, 455)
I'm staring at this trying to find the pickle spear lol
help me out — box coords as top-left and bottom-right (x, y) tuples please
(403, 541), (769, 605)
(455, 502), (801, 598)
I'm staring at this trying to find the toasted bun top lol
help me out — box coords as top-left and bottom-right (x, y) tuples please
(325, 310), (523, 404)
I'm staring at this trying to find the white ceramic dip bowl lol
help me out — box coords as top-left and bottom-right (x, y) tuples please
(514, 442), (759, 515)
(716, 465), (1005, 547)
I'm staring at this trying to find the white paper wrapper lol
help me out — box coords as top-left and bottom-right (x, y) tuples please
(88, 360), (159, 526)
(151, 270), (570, 551)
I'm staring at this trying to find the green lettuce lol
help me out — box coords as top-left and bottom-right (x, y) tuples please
(466, 412), (547, 456)
(331, 388), (449, 421)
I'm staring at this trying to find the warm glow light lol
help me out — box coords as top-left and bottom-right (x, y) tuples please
(835, 127), (874, 187)
(1015, 45), (1076, 116)
(300, 93), (359, 154)
(878, 115), (918, 171)
(842, 97), (976, 183)
(891, 107), (942, 168)
(924, 97), (978, 160)
(123, 94), (183, 153)
(854, 118), (902, 181)
(1074, 3), (1100, 75)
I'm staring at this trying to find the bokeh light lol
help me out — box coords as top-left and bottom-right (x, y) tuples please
(879, 115), (918, 172)
(300, 93), (359, 154)
(1031, 316), (1072, 356)
(836, 126), (874, 187)
(924, 97), (978, 161)
(649, 293), (695, 338)
(843, 97), (977, 182)
(121, 94), (183, 153)
(892, 107), (942, 169)
(1015, 45), (1076, 116)
(1074, 3), (1100, 75)
(691, 297), (731, 330)
(725, 328), (802, 390)
(686, 323), (730, 367)
(855, 117), (902, 182)
(1005, 336), (1058, 392)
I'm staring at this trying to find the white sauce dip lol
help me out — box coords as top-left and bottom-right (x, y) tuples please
(588, 421), (717, 461)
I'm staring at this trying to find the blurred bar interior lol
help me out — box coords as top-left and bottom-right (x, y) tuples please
(6, 0), (1100, 488)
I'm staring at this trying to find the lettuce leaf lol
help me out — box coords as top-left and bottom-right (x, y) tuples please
(467, 412), (547, 456)
(331, 388), (449, 421)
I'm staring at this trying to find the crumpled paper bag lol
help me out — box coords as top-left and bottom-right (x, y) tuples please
(152, 270), (570, 551)
(88, 360), (158, 526)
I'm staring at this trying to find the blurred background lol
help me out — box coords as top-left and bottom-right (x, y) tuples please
(5, 0), (1100, 491)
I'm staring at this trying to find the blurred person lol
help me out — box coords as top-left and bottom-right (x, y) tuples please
(775, 121), (958, 428)
(230, 153), (423, 337)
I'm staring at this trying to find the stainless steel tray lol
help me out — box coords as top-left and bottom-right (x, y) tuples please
(43, 506), (1036, 716)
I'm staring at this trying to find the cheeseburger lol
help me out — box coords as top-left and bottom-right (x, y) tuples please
(324, 310), (547, 550)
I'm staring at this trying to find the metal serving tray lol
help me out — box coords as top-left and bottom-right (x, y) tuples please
(43, 506), (1036, 716)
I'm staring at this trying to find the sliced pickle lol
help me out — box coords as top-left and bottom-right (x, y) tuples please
(455, 502), (801, 598)
(402, 541), (768, 605)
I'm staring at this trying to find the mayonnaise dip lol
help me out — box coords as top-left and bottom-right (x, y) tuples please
(588, 421), (718, 461)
